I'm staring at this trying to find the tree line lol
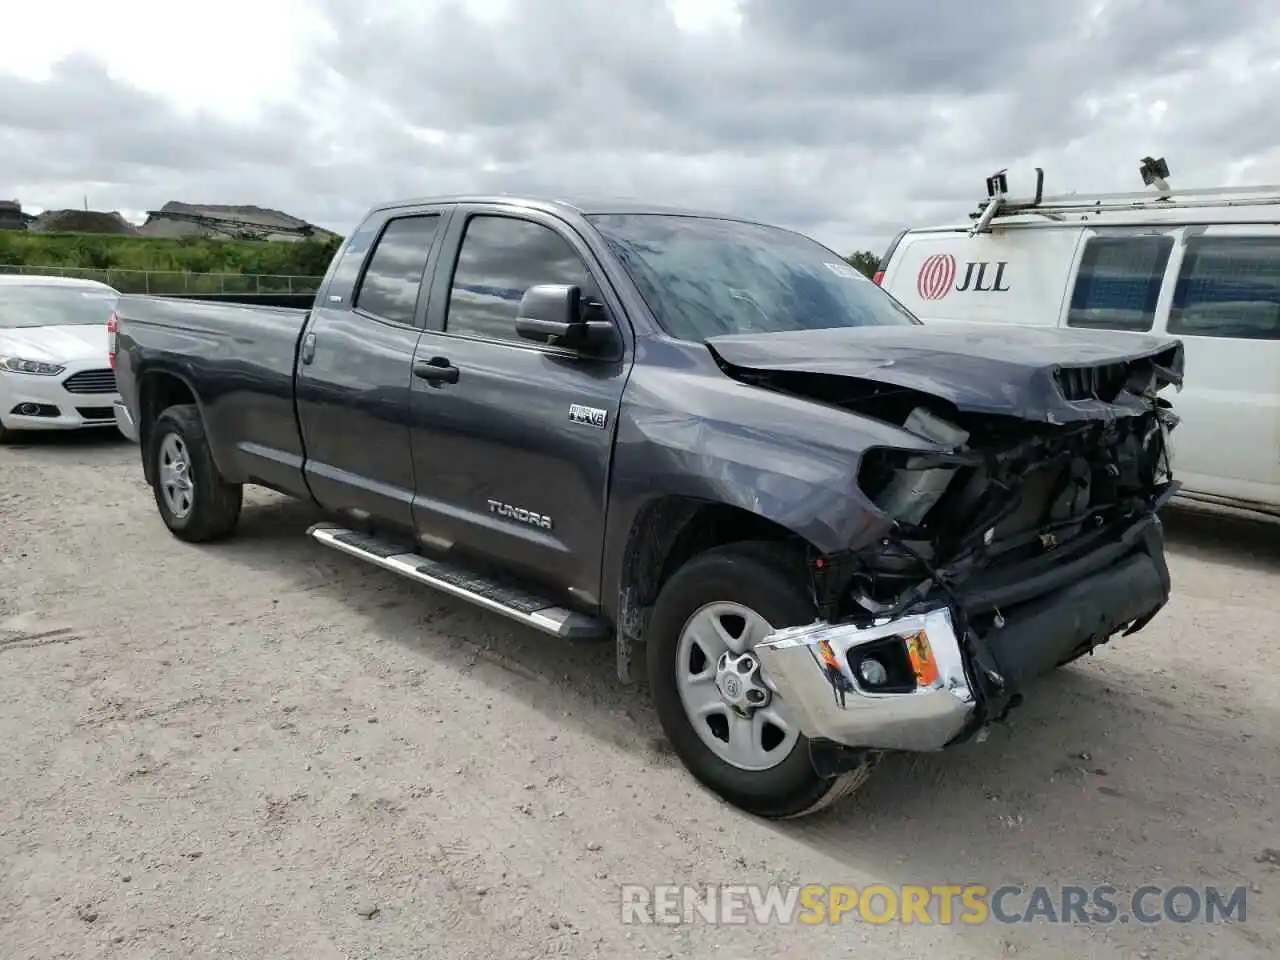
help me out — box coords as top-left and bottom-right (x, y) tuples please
(843, 250), (879, 278)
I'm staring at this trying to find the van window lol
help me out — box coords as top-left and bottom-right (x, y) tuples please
(1168, 236), (1280, 340)
(1067, 236), (1173, 333)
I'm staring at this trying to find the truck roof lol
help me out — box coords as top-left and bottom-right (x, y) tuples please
(370, 193), (766, 224)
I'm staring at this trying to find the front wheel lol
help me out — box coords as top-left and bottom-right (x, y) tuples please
(149, 403), (243, 542)
(646, 541), (876, 819)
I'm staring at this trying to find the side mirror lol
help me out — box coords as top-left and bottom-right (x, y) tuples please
(515, 284), (615, 353)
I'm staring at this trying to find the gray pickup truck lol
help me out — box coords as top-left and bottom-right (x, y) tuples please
(110, 195), (1183, 818)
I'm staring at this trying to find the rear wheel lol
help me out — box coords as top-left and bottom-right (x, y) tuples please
(149, 404), (242, 542)
(647, 541), (877, 819)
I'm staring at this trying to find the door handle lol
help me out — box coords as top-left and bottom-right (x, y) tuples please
(413, 356), (459, 384)
(300, 332), (316, 365)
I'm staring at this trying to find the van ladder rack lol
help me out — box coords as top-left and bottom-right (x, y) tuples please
(969, 169), (1280, 234)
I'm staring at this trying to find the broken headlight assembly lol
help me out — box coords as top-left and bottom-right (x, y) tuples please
(858, 406), (971, 527)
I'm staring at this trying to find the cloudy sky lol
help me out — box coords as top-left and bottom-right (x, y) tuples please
(3, 0), (1278, 254)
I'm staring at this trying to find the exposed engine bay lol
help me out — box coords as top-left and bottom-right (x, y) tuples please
(723, 354), (1181, 628)
(851, 400), (1174, 614)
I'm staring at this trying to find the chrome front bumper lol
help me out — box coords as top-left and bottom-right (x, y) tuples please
(754, 607), (975, 753)
(113, 399), (138, 443)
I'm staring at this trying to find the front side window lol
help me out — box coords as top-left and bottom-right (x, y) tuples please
(352, 214), (441, 325)
(1067, 236), (1173, 332)
(0, 284), (119, 328)
(587, 213), (919, 342)
(1169, 236), (1280, 340)
(446, 215), (593, 343)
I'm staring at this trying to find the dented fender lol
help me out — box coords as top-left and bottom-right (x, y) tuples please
(599, 349), (941, 627)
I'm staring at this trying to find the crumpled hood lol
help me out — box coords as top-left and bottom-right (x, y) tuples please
(706, 324), (1184, 423)
(0, 324), (110, 364)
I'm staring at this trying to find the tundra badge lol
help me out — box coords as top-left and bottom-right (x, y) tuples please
(569, 404), (609, 429)
(487, 499), (553, 530)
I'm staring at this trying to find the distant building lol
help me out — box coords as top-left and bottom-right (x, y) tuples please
(139, 201), (338, 243)
(28, 209), (138, 235)
(0, 200), (34, 230)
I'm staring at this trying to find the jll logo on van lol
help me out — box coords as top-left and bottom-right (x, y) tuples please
(917, 254), (1011, 300)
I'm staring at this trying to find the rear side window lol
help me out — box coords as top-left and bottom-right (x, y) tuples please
(446, 215), (592, 343)
(353, 214), (441, 325)
(1168, 236), (1280, 340)
(1067, 236), (1173, 332)
(324, 220), (382, 305)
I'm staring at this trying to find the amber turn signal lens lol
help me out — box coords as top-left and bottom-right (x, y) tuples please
(904, 631), (939, 687)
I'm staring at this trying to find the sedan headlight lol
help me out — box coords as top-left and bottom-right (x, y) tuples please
(0, 357), (65, 376)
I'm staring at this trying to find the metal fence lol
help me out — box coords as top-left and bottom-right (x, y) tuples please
(0, 264), (324, 296)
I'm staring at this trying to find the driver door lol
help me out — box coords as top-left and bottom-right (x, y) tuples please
(406, 205), (632, 609)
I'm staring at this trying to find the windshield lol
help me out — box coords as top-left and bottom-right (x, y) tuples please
(588, 213), (919, 342)
(0, 284), (120, 329)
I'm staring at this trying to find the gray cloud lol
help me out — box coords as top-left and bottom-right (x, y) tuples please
(2, 0), (1278, 254)
(0, 55), (313, 173)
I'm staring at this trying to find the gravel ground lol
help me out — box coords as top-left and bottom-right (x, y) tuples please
(1, 431), (1277, 960)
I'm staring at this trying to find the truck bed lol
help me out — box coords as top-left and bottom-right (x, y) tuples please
(112, 295), (313, 497)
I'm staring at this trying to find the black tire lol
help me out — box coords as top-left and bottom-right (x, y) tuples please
(647, 541), (876, 819)
(149, 403), (242, 542)
(0, 426), (14, 445)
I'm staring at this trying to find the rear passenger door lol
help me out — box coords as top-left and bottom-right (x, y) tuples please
(296, 206), (451, 529)
(406, 205), (631, 609)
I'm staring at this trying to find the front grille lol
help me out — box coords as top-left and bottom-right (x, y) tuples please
(76, 406), (116, 421)
(62, 369), (117, 395)
(1054, 363), (1129, 403)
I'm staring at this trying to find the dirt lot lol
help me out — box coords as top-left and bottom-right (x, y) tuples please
(1, 432), (1277, 960)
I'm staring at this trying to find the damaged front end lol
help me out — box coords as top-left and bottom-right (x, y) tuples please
(745, 339), (1183, 757)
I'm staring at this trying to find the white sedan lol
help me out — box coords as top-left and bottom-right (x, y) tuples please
(0, 275), (123, 443)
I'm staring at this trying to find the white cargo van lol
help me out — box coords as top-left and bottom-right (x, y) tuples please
(877, 165), (1280, 517)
